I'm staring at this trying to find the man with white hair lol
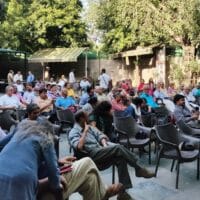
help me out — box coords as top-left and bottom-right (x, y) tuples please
(0, 85), (21, 110)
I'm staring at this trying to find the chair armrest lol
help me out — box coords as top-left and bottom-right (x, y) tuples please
(159, 139), (182, 157)
(114, 126), (130, 143)
(60, 120), (74, 126)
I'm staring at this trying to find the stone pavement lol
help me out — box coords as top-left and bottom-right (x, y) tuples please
(59, 134), (200, 200)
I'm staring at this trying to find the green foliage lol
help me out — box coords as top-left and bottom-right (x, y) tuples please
(88, 0), (200, 53)
(0, 0), (87, 52)
(169, 64), (186, 84)
(186, 60), (200, 73)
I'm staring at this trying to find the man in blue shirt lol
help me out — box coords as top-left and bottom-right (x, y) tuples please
(79, 86), (96, 106)
(26, 71), (35, 83)
(55, 88), (76, 109)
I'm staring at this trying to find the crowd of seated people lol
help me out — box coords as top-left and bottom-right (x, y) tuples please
(0, 73), (200, 200)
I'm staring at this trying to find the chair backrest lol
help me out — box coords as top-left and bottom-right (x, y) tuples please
(154, 106), (170, 125)
(56, 109), (75, 126)
(155, 123), (179, 145)
(141, 114), (156, 127)
(0, 111), (17, 131)
(114, 115), (139, 137)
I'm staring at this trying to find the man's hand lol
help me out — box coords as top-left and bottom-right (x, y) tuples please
(58, 156), (76, 165)
(83, 122), (90, 134)
(101, 138), (108, 147)
(60, 175), (67, 191)
(192, 113), (199, 120)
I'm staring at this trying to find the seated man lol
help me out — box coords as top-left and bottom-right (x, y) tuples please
(79, 86), (96, 106)
(38, 157), (123, 200)
(55, 88), (76, 110)
(0, 85), (22, 111)
(23, 83), (36, 104)
(69, 111), (155, 200)
(34, 88), (54, 116)
(0, 111), (123, 200)
(173, 94), (200, 129)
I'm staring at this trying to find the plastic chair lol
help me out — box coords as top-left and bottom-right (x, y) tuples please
(113, 115), (152, 164)
(56, 109), (75, 153)
(0, 111), (17, 131)
(154, 106), (170, 125)
(56, 109), (75, 132)
(155, 123), (200, 189)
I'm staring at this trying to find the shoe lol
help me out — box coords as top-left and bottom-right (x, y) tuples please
(102, 183), (124, 200)
(117, 191), (135, 200)
(135, 168), (155, 178)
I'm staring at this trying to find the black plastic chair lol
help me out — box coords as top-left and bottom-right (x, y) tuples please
(141, 113), (156, 127)
(155, 123), (200, 189)
(56, 109), (75, 153)
(113, 115), (152, 164)
(154, 106), (170, 125)
(56, 109), (75, 132)
(0, 111), (18, 131)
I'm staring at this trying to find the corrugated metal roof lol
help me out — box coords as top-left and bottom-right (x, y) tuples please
(28, 47), (86, 63)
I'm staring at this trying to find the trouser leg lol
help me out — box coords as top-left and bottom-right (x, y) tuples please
(92, 144), (140, 188)
(63, 157), (106, 200)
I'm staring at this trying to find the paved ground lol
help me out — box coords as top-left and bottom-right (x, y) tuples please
(59, 134), (200, 200)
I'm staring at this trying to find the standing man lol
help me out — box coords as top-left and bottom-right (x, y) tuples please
(69, 69), (76, 84)
(98, 68), (111, 92)
(26, 71), (35, 83)
(7, 70), (14, 85)
(13, 71), (23, 83)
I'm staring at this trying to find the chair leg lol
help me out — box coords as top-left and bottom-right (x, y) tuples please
(197, 155), (199, 180)
(148, 142), (151, 165)
(176, 162), (180, 189)
(171, 160), (176, 172)
(112, 165), (115, 184)
(155, 152), (161, 177)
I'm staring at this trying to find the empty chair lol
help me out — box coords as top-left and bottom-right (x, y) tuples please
(16, 108), (27, 121)
(56, 109), (75, 132)
(155, 123), (199, 189)
(56, 109), (75, 153)
(154, 106), (171, 125)
(0, 111), (17, 131)
(113, 115), (152, 164)
(141, 114), (156, 127)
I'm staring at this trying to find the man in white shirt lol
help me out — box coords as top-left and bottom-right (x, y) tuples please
(14, 80), (24, 94)
(80, 77), (91, 92)
(0, 86), (21, 110)
(69, 69), (76, 84)
(23, 83), (36, 104)
(98, 68), (111, 92)
(13, 71), (23, 83)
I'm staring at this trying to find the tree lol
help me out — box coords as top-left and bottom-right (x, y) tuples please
(89, 0), (200, 54)
(0, 0), (88, 52)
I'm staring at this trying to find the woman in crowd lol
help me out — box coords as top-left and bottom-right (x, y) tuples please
(148, 78), (155, 96)
(0, 118), (62, 200)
